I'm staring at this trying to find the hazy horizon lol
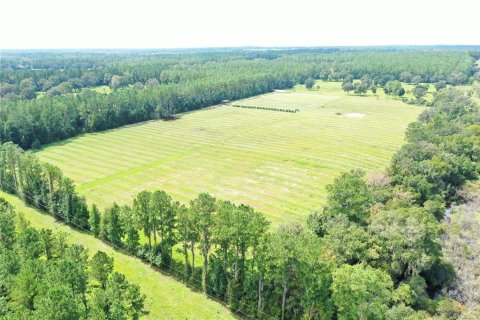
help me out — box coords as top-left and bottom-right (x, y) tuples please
(2, 0), (480, 50)
(2, 45), (480, 52)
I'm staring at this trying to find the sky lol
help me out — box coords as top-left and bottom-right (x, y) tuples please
(1, 0), (479, 49)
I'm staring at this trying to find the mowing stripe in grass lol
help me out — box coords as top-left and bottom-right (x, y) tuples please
(37, 81), (425, 224)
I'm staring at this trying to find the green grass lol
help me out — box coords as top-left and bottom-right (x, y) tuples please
(457, 82), (480, 104)
(399, 83), (436, 102)
(89, 85), (112, 94)
(0, 191), (235, 320)
(37, 81), (426, 224)
(35, 91), (46, 99)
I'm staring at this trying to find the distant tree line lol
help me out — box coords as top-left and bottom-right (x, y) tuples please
(1, 50), (476, 101)
(1, 49), (479, 149)
(339, 73), (473, 107)
(0, 88), (478, 319)
(0, 199), (146, 319)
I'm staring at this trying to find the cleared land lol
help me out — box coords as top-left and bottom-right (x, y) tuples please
(37, 81), (425, 224)
(0, 191), (235, 320)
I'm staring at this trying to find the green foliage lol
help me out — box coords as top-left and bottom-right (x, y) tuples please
(332, 264), (393, 320)
(89, 204), (101, 237)
(90, 251), (114, 289)
(100, 203), (124, 246)
(325, 169), (373, 223)
(301, 270), (334, 320)
(132, 190), (152, 250)
(0, 199), (15, 250)
(341, 80), (354, 93)
(384, 80), (406, 96)
(190, 192), (216, 292)
(90, 272), (146, 320)
(0, 202), (145, 319)
(435, 296), (463, 319)
(390, 89), (479, 202)
(385, 304), (417, 320)
(321, 216), (370, 265)
(392, 283), (414, 306)
(412, 84), (429, 100)
(0, 143), (89, 233)
(434, 80), (447, 91)
(405, 276), (435, 312)
(423, 196), (446, 220)
(150, 190), (176, 265)
(34, 285), (82, 320)
(176, 201), (198, 279)
(369, 207), (442, 279)
(120, 205), (140, 252)
(266, 224), (327, 320)
(305, 77), (315, 89)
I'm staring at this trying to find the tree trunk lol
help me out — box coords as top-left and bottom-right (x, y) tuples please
(0, 157), (4, 189)
(82, 291), (88, 313)
(257, 270), (264, 316)
(190, 241), (195, 282)
(153, 223), (157, 253)
(147, 231), (152, 250)
(147, 231), (153, 264)
(16, 157), (24, 194)
(10, 157), (19, 194)
(239, 248), (246, 282)
(183, 242), (189, 278)
(46, 171), (54, 212)
(234, 246), (239, 281)
(281, 279), (288, 320)
(202, 241), (209, 293)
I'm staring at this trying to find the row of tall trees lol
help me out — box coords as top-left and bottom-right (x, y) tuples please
(0, 72), (296, 149)
(0, 199), (146, 319)
(0, 142), (89, 227)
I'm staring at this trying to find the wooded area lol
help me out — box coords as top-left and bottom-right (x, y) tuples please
(1, 49), (478, 149)
(1, 84), (478, 319)
(0, 199), (146, 319)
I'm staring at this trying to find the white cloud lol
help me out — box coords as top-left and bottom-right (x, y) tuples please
(1, 0), (479, 49)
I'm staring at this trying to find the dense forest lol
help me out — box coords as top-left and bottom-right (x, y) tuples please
(1, 48), (479, 149)
(0, 86), (478, 319)
(0, 199), (146, 319)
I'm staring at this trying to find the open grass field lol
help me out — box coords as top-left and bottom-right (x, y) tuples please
(458, 81), (480, 104)
(36, 81), (426, 224)
(89, 85), (113, 94)
(399, 83), (436, 102)
(0, 191), (235, 320)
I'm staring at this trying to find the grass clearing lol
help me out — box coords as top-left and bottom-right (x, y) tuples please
(0, 190), (235, 320)
(89, 85), (112, 94)
(37, 81), (426, 224)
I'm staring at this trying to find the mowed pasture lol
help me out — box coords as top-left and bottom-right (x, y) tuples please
(37, 81), (425, 224)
